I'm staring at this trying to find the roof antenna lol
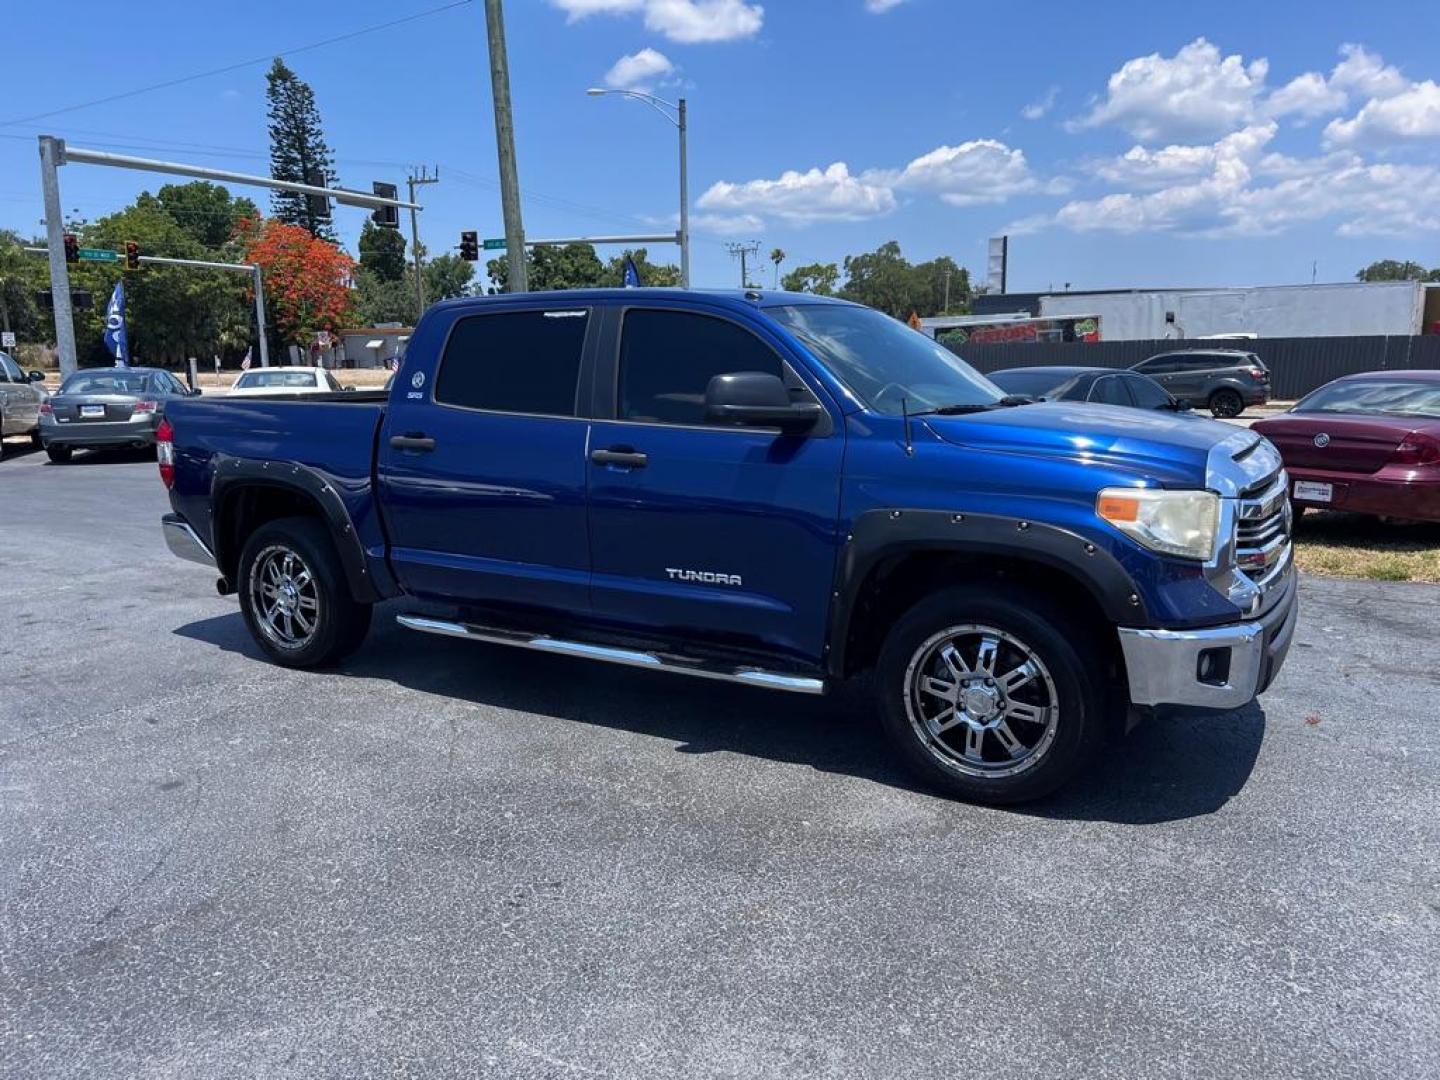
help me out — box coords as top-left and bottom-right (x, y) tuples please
(901, 396), (915, 457)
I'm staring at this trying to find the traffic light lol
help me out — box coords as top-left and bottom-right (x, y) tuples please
(63, 233), (78, 263)
(371, 181), (399, 228)
(305, 167), (331, 222)
(125, 241), (140, 269)
(459, 230), (479, 261)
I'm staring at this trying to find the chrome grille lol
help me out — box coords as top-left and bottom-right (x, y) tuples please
(1234, 473), (1291, 585)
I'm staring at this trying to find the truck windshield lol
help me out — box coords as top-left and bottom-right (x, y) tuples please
(769, 304), (1003, 416)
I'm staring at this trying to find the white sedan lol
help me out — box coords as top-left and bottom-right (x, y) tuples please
(226, 366), (346, 397)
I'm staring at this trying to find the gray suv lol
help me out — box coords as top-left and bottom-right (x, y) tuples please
(1130, 349), (1270, 418)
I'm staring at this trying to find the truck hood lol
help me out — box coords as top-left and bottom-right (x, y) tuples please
(921, 401), (1251, 488)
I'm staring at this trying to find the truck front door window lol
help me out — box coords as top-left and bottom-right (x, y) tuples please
(619, 309), (782, 425)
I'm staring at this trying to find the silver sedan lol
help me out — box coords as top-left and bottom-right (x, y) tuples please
(39, 367), (199, 463)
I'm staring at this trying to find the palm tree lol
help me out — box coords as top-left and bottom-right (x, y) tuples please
(770, 248), (786, 290)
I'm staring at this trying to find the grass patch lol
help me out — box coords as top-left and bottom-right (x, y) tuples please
(1292, 511), (1440, 583)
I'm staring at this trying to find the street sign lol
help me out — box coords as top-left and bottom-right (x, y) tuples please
(483, 238), (506, 250)
(78, 248), (119, 262)
(1, 331), (15, 348)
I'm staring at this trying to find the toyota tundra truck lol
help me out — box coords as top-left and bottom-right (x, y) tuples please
(157, 289), (1298, 804)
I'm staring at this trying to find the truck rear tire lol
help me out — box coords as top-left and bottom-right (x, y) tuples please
(875, 585), (1104, 805)
(237, 516), (372, 669)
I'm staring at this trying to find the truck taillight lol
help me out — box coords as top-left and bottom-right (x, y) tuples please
(157, 418), (175, 488)
(1391, 432), (1440, 467)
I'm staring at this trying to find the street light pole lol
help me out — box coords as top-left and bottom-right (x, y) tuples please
(587, 88), (690, 288)
(677, 98), (689, 290)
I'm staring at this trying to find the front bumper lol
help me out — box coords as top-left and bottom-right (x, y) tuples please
(162, 514), (215, 567)
(1117, 572), (1298, 711)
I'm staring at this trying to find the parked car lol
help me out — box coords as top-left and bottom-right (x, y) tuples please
(157, 290), (1297, 805)
(0, 351), (48, 458)
(39, 366), (198, 463)
(1130, 349), (1270, 418)
(988, 366), (1191, 413)
(1252, 370), (1440, 523)
(226, 366), (346, 397)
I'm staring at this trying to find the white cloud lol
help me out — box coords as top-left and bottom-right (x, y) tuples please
(698, 162), (896, 223)
(550, 0), (763, 43)
(865, 0), (907, 11)
(1021, 86), (1059, 121)
(1325, 79), (1440, 147)
(1329, 44), (1408, 100)
(1073, 38), (1268, 141)
(603, 47), (675, 90)
(690, 211), (764, 234)
(1265, 72), (1347, 121)
(885, 138), (1061, 206)
(1089, 123), (1277, 188)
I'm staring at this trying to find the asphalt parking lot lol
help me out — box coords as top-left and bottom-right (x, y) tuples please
(2, 444), (1437, 1079)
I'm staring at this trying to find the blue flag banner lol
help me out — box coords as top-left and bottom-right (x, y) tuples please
(623, 256), (642, 288)
(103, 281), (130, 367)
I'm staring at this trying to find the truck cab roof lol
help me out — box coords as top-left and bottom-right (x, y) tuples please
(427, 288), (860, 316)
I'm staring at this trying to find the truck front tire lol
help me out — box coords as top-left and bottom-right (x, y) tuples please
(875, 585), (1104, 805)
(237, 516), (372, 669)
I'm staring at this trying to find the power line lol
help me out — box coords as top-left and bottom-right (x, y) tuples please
(0, 0), (474, 128)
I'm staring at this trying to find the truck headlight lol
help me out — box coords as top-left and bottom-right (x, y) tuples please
(1097, 488), (1220, 561)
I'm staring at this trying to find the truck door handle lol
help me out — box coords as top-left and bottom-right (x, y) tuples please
(390, 433), (436, 452)
(590, 447), (648, 469)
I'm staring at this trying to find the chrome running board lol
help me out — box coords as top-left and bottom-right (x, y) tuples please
(396, 614), (826, 695)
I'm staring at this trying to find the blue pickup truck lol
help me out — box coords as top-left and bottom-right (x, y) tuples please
(158, 289), (1297, 803)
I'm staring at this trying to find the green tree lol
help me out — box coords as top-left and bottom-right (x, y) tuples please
(1355, 259), (1439, 282)
(424, 253), (475, 300)
(266, 58), (337, 240)
(486, 242), (605, 292)
(0, 230), (51, 344)
(352, 267), (419, 326)
(838, 241), (923, 318)
(603, 247), (680, 287)
(769, 247), (786, 289)
(912, 255), (970, 315)
(151, 181), (259, 249)
(781, 261), (839, 295)
(358, 219), (408, 282)
(74, 201), (252, 366)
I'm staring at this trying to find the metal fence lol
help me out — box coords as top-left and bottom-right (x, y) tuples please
(947, 335), (1440, 400)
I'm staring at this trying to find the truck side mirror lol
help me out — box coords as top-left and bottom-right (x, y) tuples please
(705, 372), (822, 432)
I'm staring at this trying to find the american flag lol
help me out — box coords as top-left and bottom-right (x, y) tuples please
(240, 347), (252, 371)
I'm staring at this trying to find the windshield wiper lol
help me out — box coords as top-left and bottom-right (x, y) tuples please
(919, 395), (1036, 416)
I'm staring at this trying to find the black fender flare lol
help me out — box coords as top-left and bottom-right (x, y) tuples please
(824, 508), (1149, 677)
(210, 456), (393, 603)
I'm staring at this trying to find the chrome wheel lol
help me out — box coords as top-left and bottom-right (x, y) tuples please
(903, 624), (1060, 779)
(248, 544), (320, 651)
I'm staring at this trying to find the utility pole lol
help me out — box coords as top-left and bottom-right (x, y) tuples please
(38, 136), (78, 377)
(943, 268), (952, 314)
(407, 166), (440, 313)
(484, 0), (527, 292)
(726, 241), (760, 288)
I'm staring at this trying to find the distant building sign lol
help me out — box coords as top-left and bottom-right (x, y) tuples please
(936, 316), (1099, 348)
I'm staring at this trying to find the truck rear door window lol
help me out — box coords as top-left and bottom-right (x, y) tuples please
(618, 309), (781, 425)
(436, 309), (588, 416)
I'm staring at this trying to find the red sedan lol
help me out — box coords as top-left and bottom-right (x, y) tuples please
(1252, 371), (1440, 522)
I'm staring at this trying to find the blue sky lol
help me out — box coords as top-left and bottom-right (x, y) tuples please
(2, 0), (1438, 292)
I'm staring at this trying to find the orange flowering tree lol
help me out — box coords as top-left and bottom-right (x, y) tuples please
(241, 219), (354, 344)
